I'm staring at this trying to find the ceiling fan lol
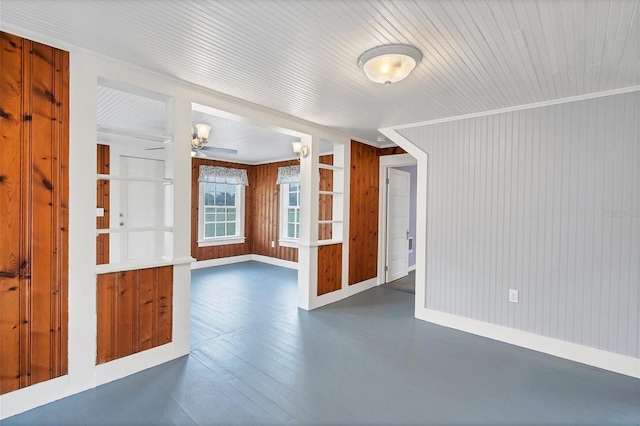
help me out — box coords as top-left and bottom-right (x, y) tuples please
(191, 124), (238, 157)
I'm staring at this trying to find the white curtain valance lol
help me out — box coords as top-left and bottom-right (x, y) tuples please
(198, 165), (249, 186)
(276, 165), (300, 184)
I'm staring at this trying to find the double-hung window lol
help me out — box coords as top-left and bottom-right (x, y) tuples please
(277, 165), (301, 248)
(197, 166), (247, 247)
(279, 182), (300, 246)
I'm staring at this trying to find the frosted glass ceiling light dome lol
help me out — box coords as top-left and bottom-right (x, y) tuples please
(357, 44), (422, 85)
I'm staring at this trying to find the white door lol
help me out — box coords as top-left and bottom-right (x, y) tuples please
(386, 168), (410, 282)
(120, 156), (164, 262)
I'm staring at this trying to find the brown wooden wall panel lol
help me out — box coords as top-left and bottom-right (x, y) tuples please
(317, 243), (342, 295)
(96, 266), (173, 364)
(379, 146), (406, 156)
(191, 158), (255, 260)
(348, 141), (381, 285)
(0, 32), (69, 394)
(96, 144), (110, 264)
(252, 159), (299, 261)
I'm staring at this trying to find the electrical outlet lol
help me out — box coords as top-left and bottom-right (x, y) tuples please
(271, 240), (275, 248)
(508, 289), (519, 303)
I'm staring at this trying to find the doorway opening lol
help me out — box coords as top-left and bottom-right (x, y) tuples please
(378, 154), (417, 294)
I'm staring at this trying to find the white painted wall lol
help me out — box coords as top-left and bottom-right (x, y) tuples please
(386, 90), (639, 376)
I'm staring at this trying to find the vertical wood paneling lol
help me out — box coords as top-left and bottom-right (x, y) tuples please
(0, 32), (24, 395)
(317, 244), (342, 296)
(348, 142), (380, 285)
(192, 156), (335, 263)
(96, 144), (110, 264)
(96, 266), (173, 364)
(399, 91), (640, 358)
(252, 159), (298, 262)
(0, 32), (69, 394)
(348, 142), (410, 285)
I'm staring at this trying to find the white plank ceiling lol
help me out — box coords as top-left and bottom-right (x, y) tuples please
(2, 0), (638, 143)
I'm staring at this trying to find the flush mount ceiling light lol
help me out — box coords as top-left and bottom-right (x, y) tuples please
(357, 44), (422, 85)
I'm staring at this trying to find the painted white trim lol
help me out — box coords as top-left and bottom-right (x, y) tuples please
(377, 130), (429, 321)
(391, 86), (640, 130)
(278, 239), (299, 248)
(310, 277), (379, 310)
(191, 254), (298, 270)
(95, 344), (175, 385)
(408, 264), (416, 272)
(96, 256), (194, 274)
(251, 254), (298, 270)
(191, 255), (253, 269)
(0, 376), (69, 419)
(197, 236), (246, 247)
(378, 154), (417, 285)
(416, 308), (640, 379)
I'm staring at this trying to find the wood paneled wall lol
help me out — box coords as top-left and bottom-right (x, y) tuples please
(317, 244), (342, 296)
(192, 155), (335, 263)
(0, 32), (69, 395)
(348, 142), (381, 285)
(96, 144), (110, 265)
(191, 158), (255, 260)
(96, 266), (173, 364)
(348, 141), (407, 285)
(253, 159), (299, 261)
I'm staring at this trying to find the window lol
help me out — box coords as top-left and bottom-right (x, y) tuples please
(279, 182), (300, 247)
(198, 182), (245, 246)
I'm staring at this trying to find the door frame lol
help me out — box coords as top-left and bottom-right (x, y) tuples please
(378, 153), (417, 285)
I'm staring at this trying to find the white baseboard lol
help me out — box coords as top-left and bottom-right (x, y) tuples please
(191, 254), (298, 270)
(0, 375), (69, 420)
(408, 264), (416, 272)
(95, 343), (174, 386)
(191, 255), (253, 269)
(416, 307), (640, 378)
(251, 254), (298, 270)
(310, 277), (379, 310)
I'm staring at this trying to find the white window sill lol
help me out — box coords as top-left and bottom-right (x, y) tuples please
(198, 236), (246, 247)
(278, 238), (299, 248)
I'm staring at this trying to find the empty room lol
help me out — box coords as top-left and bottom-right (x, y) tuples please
(0, 1), (638, 425)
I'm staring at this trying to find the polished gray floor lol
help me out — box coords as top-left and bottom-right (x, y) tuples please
(383, 270), (416, 294)
(3, 261), (638, 425)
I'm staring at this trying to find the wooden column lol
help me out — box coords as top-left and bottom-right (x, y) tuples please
(0, 32), (69, 395)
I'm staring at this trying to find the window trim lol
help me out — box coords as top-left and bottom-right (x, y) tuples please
(279, 182), (300, 248)
(197, 182), (245, 247)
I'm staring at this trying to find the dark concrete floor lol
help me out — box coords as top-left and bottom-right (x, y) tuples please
(3, 261), (638, 425)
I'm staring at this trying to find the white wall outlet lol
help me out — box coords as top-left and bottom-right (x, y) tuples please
(508, 289), (519, 303)
(96, 207), (104, 217)
(271, 240), (275, 248)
